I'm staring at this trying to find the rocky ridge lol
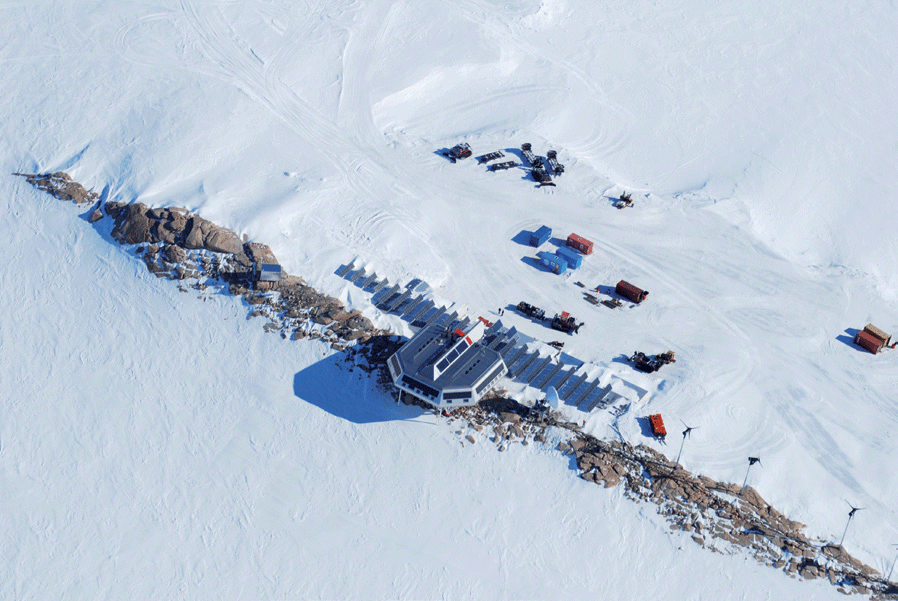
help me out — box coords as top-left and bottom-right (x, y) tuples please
(18, 172), (379, 348)
(20, 171), (898, 599)
(442, 399), (896, 598)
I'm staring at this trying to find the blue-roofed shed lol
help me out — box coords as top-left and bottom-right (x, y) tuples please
(555, 246), (583, 269)
(539, 251), (567, 274)
(530, 225), (552, 247)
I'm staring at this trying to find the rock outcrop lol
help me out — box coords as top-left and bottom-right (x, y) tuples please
(15, 172), (99, 204)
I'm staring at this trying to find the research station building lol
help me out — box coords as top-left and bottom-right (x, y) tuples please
(387, 320), (508, 408)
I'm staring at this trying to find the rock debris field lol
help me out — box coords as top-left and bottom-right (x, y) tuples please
(20, 171), (898, 599)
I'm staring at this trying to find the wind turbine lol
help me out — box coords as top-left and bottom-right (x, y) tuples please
(740, 456), (762, 496)
(671, 421), (697, 473)
(838, 501), (864, 548)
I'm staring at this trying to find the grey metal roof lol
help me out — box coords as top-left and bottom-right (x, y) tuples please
(394, 323), (505, 392)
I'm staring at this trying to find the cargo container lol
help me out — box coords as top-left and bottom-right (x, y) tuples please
(649, 414), (667, 438)
(538, 251), (567, 275)
(616, 280), (648, 303)
(566, 233), (594, 255)
(554, 245), (583, 269)
(530, 225), (552, 247)
(863, 323), (891, 346)
(854, 330), (886, 354)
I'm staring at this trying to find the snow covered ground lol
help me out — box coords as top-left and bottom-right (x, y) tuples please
(2, 1), (897, 598)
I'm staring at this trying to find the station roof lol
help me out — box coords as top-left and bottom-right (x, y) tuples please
(394, 322), (504, 392)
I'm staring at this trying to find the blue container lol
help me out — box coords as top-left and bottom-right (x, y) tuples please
(530, 225), (552, 247)
(539, 251), (568, 274)
(555, 246), (583, 269)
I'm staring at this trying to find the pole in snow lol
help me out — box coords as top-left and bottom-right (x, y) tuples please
(887, 544), (898, 582)
(671, 422), (697, 473)
(838, 502), (864, 548)
(740, 456), (762, 496)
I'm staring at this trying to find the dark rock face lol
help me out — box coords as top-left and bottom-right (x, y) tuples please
(15, 172), (99, 204)
(23, 172), (377, 346)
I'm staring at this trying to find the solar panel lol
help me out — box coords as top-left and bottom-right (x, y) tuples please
(554, 366), (577, 390)
(336, 261), (354, 277)
(574, 379), (601, 408)
(375, 284), (400, 307)
(513, 352), (539, 379)
(562, 373), (588, 401)
(534, 361), (564, 389)
(525, 356), (552, 384)
(409, 300), (435, 322)
(401, 295), (425, 316)
(359, 272), (378, 289)
(504, 345), (528, 366)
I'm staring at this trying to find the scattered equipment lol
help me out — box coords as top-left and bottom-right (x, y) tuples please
(628, 350), (676, 373)
(649, 414), (667, 438)
(446, 143), (473, 161)
(853, 323), (892, 354)
(566, 233), (594, 255)
(489, 161), (518, 171)
(615, 279), (648, 303)
(616, 192), (633, 209)
(602, 299), (623, 309)
(516, 301), (546, 321)
(477, 150), (505, 164)
(530, 225), (552, 247)
(551, 311), (582, 334)
(548, 341), (565, 350)
(546, 150), (564, 175)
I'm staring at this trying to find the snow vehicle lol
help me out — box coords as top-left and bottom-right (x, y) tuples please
(531, 165), (555, 186)
(616, 192), (633, 209)
(546, 150), (564, 175)
(628, 350), (676, 373)
(550, 311), (581, 334)
(446, 143), (473, 161)
(521, 143), (540, 166)
(516, 301), (546, 321)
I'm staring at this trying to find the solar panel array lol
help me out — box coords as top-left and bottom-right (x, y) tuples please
(339, 262), (623, 413)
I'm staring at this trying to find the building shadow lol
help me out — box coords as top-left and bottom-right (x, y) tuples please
(635, 415), (655, 438)
(836, 328), (862, 350)
(512, 229), (532, 246)
(293, 353), (428, 424)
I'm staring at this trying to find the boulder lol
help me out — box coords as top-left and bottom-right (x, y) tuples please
(163, 244), (187, 264)
(499, 411), (521, 424)
(466, 434), (476, 444)
(112, 203), (155, 245)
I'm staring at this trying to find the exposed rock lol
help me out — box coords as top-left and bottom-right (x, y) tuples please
(88, 202), (104, 223)
(16, 172), (99, 204)
(499, 411), (521, 424)
(466, 434), (476, 444)
(163, 244), (187, 264)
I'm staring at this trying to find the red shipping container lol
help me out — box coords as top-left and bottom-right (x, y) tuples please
(616, 280), (648, 303)
(649, 414), (667, 437)
(854, 330), (884, 354)
(566, 233), (594, 255)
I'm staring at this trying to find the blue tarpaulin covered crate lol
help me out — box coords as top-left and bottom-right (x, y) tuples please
(539, 251), (567, 274)
(555, 246), (583, 269)
(530, 225), (552, 247)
